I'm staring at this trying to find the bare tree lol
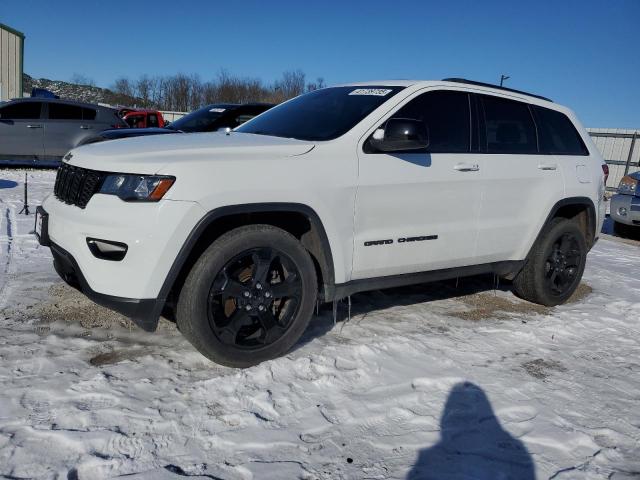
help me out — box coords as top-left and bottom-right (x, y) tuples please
(112, 77), (134, 98)
(135, 75), (153, 107)
(105, 69), (322, 111)
(306, 77), (325, 92)
(273, 69), (306, 102)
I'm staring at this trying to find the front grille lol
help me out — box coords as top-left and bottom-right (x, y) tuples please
(54, 163), (105, 208)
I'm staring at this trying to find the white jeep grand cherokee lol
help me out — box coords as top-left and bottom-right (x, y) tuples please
(37, 79), (607, 367)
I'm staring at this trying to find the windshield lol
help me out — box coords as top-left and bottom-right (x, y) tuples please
(168, 105), (230, 132)
(236, 86), (405, 141)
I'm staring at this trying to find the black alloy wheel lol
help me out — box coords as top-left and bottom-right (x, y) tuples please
(176, 224), (318, 367)
(513, 217), (587, 306)
(207, 247), (302, 349)
(544, 233), (582, 297)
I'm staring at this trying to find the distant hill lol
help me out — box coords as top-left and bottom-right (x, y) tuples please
(23, 73), (144, 107)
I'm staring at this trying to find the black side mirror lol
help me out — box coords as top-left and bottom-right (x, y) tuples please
(369, 118), (429, 153)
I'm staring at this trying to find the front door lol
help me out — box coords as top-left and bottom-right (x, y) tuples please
(352, 89), (483, 280)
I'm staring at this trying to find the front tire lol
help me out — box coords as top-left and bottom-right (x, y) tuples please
(513, 218), (587, 306)
(176, 225), (317, 367)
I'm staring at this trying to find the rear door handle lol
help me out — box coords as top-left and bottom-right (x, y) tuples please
(538, 163), (558, 170)
(27, 124), (42, 129)
(454, 163), (479, 172)
(79, 125), (92, 129)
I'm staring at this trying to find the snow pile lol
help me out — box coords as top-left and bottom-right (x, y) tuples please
(0, 169), (639, 479)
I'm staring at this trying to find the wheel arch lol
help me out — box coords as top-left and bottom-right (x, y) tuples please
(530, 196), (597, 255)
(158, 203), (336, 317)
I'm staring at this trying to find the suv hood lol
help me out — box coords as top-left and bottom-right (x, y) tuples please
(68, 132), (315, 174)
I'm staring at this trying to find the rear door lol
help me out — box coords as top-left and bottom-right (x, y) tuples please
(474, 94), (565, 263)
(43, 102), (98, 158)
(531, 105), (591, 199)
(0, 101), (45, 161)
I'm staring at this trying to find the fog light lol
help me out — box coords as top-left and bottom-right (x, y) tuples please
(87, 238), (128, 261)
(617, 207), (628, 217)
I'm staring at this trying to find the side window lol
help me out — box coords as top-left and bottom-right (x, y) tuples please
(49, 103), (83, 120)
(389, 91), (470, 153)
(125, 115), (145, 128)
(533, 106), (588, 155)
(82, 107), (97, 121)
(234, 114), (255, 126)
(148, 114), (159, 127)
(0, 102), (42, 119)
(481, 95), (537, 154)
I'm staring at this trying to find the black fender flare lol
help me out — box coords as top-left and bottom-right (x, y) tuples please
(528, 196), (597, 255)
(151, 202), (336, 321)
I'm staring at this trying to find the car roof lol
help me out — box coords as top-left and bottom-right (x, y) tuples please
(336, 79), (554, 106)
(124, 109), (161, 114)
(9, 97), (116, 111)
(201, 103), (274, 110)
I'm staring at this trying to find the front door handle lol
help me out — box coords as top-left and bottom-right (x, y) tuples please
(80, 125), (92, 130)
(538, 163), (558, 170)
(454, 163), (480, 172)
(27, 124), (42, 129)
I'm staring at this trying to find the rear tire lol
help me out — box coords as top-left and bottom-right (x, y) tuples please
(513, 218), (587, 306)
(176, 225), (317, 367)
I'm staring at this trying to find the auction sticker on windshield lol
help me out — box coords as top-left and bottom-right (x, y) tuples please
(349, 88), (393, 96)
(209, 108), (226, 113)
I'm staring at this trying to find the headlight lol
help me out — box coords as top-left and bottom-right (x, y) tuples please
(99, 174), (175, 201)
(618, 175), (638, 196)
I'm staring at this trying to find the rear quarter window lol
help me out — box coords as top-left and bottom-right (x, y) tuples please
(49, 103), (84, 120)
(532, 106), (588, 155)
(82, 107), (97, 121)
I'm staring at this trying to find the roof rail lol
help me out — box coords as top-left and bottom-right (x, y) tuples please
(442, 78), (552, 102)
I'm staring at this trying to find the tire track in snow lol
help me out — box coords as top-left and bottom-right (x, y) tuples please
(0, 204), (15, 309)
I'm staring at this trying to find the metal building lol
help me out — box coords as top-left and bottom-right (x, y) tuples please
(0, 23), (24, 101)
(588, 128), (640, 191)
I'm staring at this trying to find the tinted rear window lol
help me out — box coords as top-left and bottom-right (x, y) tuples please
(481, 95), (537, 154)
(168, 106), (226, 132)
(533, 106), (588, 155)
(49, 103), (83, 120)
(82, 107), (96, 121)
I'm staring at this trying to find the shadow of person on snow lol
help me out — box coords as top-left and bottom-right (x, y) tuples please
(407, 382), (535, 480)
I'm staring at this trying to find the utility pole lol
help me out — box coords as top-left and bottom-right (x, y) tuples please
(500, 75), (510, 87)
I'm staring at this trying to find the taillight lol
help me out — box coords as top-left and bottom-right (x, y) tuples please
(602, 164), (609, 185)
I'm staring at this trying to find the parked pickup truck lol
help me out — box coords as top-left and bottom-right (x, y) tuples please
(120, 109), (166, 129)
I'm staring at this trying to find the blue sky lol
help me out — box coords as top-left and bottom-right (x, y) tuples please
(2, 0), (639, 127)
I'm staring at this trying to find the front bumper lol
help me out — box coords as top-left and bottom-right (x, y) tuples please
(41, 193), (206, 331)
(50, 241), (160, 331)
(610, 193), (640, 226)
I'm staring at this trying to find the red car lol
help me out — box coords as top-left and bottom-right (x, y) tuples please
(120, 109), (166, 128)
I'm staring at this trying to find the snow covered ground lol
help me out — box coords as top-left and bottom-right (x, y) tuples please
(0, 169), (639, 480)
